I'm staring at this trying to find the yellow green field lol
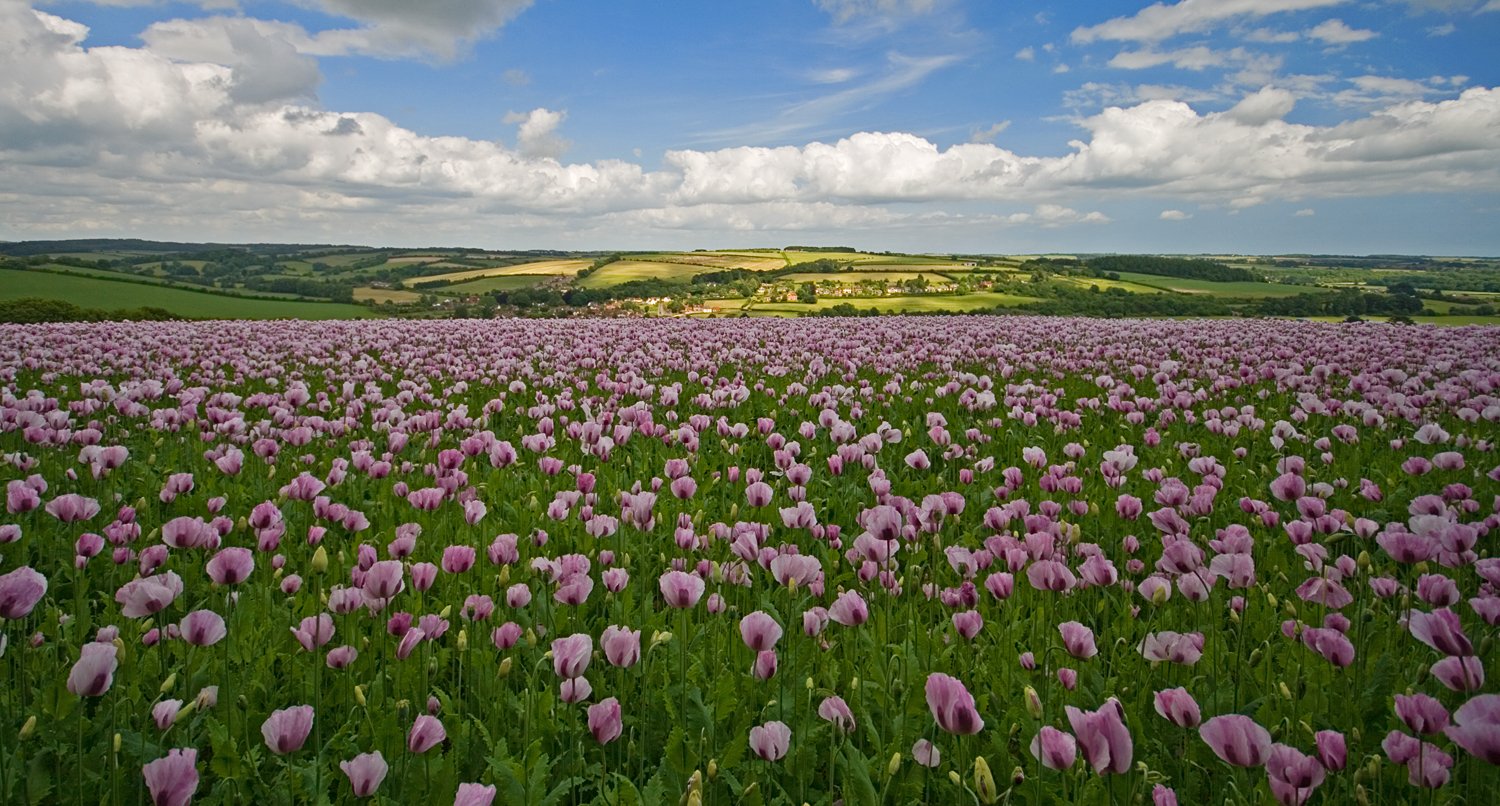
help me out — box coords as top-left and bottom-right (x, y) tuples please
(576, 261), (715, 288)
(410, 259), (592, 286)
(631, 253), (783, 271)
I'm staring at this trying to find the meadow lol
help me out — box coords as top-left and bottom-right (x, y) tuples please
(1, 317), (1496, 805)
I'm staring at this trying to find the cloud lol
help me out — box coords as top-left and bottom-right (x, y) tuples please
(1295, 208), (1316, 215)
(140, 17), (321, 103)
(814, 0), (940, 24)
(1004, 204), (1110, 226)
(296, 0), (534, 61)
(501, 68), (530, 86)
(1062, 81), (1223, 110)
(1306, 19), (1377, 44)
(1159, 209), (1192, 220)
(1330, 74), (1467, 106)
(1109, 46), (1233, 71)
(504, 108), (570, 159)
(1014, 46), (1035, 61)
(1072, 0), (1345, 44)
(696, 52), (960, 145)
(807, 67), (860, 84)
(969, 121), (1011, 143)
(5, 5), (1500, 244)
(1244, 28), (1302, 43)
(1427, 23), (1457, 35)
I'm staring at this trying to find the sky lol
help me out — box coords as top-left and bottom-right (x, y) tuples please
(1, 0), (1498, 255)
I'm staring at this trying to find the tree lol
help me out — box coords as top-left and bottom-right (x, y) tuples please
(797, 282), (817, 304)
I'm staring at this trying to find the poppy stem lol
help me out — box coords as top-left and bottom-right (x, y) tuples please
(76, 701), (85, 806)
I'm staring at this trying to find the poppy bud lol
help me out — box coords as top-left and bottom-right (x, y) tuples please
(20, 715), (36, 739)
(311, 546), (328, 573)
(974, 756), (996, 804)
(888, 753), (901, 776)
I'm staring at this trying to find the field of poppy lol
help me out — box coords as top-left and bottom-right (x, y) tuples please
(1, 316), (1498, 805)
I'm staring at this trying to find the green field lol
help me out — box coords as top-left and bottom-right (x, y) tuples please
(1110, 272), (1322, 298)
(577, 260), (715, 288)
(750, 291), (1041, 315)
(1053, 275), (1167, 294)
(0, 268), (375, 319)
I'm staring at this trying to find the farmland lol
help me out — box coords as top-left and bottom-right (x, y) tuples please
(1, 317), (1497, 805)
(2, 241), (1499, 325)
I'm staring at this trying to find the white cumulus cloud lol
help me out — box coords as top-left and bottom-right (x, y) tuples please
(1072, 0), (1345, 44)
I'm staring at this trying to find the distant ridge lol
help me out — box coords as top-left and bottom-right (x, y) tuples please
(0, 238), (369, 257)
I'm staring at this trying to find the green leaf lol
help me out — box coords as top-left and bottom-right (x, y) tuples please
(524, 741), (555, 806)
(640, 767), (668, 806)
(664, 725), (692, 778)
(206, 717), (245, 780)
(485, 748), (526, 806)
(841, 744), (879, 806)
(610, 772), (643, 806)
(26, 748), (55, 805)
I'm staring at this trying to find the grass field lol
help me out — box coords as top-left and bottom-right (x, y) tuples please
(33, 265), (324, 301)
(1110, 271), (1322, 298)
(0, 268), (375, 319)
(1052, 275), (1168, 295)
(576, 260), (715, 288)
(414, 259), (591, 286)
(750, 291), (1041, 315)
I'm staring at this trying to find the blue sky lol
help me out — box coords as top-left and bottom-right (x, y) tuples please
(2, 0), (1498, 254)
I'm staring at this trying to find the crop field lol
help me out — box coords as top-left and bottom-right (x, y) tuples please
(1, 317), (1497, 806)
(627, 254), (776, 272)
(781, 252), (957, 268)
(1108, 272), (1325, 298)
(697, 252), (794, 271)
(0, 268), (374, 320)
(416, 260), (593, 286)
(576, 261), (715, 288)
